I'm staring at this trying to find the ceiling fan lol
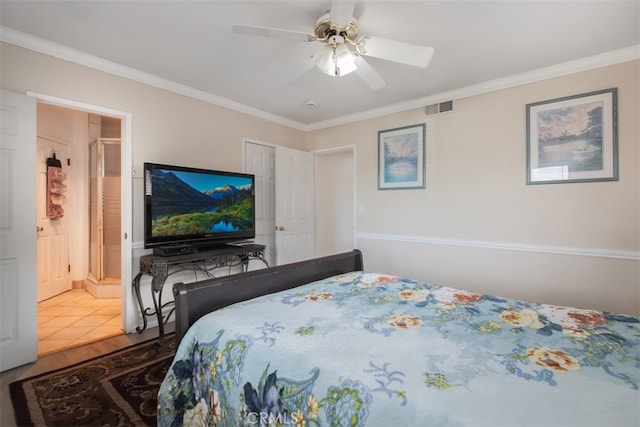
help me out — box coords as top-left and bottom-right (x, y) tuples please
(231, 0), (434, 90)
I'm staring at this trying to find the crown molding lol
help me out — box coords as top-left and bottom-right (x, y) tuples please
(0, 26), (308, 131)
(308, 44), (640, 130)
(2, 26), (637, 132)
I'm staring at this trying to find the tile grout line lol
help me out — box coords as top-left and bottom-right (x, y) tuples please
(37, 289), (124, 356)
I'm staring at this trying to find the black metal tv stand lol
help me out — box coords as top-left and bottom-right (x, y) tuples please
(132, 243), (268, 343)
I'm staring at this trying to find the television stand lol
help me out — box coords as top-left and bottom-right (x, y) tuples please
(132, 243), (267, 343)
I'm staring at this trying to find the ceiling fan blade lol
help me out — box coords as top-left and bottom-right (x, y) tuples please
(353, 55), (386, 90)
(232, 24), (314, 42)
(358, 36), (435, 68)
(330, 0), (357, 28)
(281, 54), (317, 86)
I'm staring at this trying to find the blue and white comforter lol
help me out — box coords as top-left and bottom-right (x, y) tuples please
(157, 272), (640, 426)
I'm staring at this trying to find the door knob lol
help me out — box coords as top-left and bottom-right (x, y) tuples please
(36, 226), (44, 232)
(276, 225), (285, 231)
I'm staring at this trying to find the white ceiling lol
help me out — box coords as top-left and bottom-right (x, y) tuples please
(1, 1), (638, 130)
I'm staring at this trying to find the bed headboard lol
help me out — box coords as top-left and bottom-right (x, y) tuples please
(172, 249), (363, 346)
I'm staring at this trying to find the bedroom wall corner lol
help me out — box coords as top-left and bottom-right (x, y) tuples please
(307, 59), (640, 316)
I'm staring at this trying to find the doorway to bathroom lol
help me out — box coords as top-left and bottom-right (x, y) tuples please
(36, 103), (124, 355)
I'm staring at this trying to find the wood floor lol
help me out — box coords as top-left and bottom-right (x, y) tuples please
(0, 323), (174, 426)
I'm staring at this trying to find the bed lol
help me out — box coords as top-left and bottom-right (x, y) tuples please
(158, 250), (639, 426)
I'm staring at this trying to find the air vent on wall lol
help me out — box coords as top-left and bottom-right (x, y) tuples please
(425, 100), (454, 115)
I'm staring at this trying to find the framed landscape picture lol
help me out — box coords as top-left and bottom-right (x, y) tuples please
(526, 88), (618, 184)
(378, 123), (426, 190)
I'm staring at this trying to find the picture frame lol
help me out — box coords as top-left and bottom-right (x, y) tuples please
(526, 88), (618, 184)
(378, 123), (426, 190)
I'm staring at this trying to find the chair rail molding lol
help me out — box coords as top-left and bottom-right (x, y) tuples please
(357, 233), (640, 261)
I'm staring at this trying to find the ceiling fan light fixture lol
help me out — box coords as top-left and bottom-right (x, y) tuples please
(334, 44), (357, 75)
(313, 45), (334, 75)
(314, 35), (357, 77)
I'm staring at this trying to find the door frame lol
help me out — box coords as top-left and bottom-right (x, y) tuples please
(28, 91), (135, 333)
(312, 145), (357, 251)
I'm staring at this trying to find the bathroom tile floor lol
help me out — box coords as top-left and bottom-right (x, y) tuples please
(38, 289), (123, 356)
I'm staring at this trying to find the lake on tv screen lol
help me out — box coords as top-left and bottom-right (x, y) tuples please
(151, 203), (251, 237)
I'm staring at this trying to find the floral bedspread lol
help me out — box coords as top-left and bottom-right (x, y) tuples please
(157, 272), (640, 426)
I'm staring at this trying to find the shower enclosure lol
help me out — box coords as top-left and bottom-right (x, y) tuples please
(88, 138), (121, 294)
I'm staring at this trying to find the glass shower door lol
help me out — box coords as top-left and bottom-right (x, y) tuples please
(89, 138), (121, 282)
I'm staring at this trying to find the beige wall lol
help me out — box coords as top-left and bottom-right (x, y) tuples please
(1, 43), (306, 243)
(306, 60), (640, 315)
(1, 42), (306, 330)
(2, 41), (638, 317)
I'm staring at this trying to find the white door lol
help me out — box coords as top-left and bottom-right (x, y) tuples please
(0, 90), (38, 371)
(314, 149), (355, 257)
(275, 146), (314, 265)
(244, 142), (276, 266)
(36, 137), (70, 302)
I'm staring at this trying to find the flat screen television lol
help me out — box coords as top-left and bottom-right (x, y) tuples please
(144, 162), (255, 249)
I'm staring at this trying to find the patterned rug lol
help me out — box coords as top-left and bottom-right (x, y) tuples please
(10, 335), (175, 427)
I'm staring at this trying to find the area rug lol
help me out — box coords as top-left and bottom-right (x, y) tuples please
(10, 335), (175, 427)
